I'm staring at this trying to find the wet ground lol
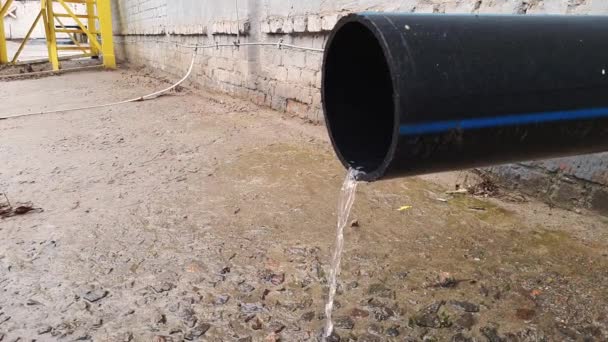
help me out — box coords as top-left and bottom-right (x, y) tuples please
(1, 69), (607, 341)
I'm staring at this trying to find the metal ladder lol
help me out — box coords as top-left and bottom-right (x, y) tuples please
(0, 0), (115, 70)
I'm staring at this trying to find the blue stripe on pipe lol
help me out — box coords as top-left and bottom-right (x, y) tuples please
(399, 107), (608, 135)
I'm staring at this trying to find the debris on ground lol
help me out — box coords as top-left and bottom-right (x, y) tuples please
(0, 194), (41, 218)
(467, 175), (500, 197)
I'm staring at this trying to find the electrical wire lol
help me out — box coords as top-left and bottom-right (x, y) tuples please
(0, 51), (197, 121)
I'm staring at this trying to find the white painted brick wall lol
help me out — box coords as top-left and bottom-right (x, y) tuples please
(112, 0), (607, 123)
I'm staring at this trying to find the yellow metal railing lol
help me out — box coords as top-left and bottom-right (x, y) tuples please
(0, 0), (115, 70)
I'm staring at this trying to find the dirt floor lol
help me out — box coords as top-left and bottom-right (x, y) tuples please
(1, 68), (607, 342)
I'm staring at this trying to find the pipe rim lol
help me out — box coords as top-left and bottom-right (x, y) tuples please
(322, 13), (399, 182)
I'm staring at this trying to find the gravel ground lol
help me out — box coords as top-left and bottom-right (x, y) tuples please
(0, 68), (607, 342)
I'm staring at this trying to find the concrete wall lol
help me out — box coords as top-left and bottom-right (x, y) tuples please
(3, 0), (86, 40)
(111, 0), (608, 215)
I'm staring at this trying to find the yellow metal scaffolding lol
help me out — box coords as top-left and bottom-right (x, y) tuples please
(0, 0), (115, 70)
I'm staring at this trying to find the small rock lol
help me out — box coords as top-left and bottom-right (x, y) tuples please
(451, 332), (474, 342)
(334, 316), (354, 330)
(301, 311), (315, 321)
(358, 333), (381, 342)
(72, 331), (90, 341)
(37, 325), (52, 335)
(239, 283), (256, 293)
(240, 302), (265, 314)
(410, 302), (448, 328)
(320, 331), (340, 342)
(350, 308), (369, 318)
(153, 312), (167, 325)
(152, 336), (167, 342)
(345, 281), (359, 290)
(214, 295), (230, 305)
(367, 284), (395, 299)
(251, 316), (263, 330)
(395, 271), (409, 279)
(270, 273), (285, 286)
(371, 305), (395, 321)
(26, 299), (43, 306)
(367, 323), (383, 335)
(190, 323), (211, 337)
(480, 325), (502, 342)
(350, 219), (359, 227)
(269, 321), (285, 333)
(121, 332), (133, 342)
(237, 337), (253, 342)
(0, 315), (11, 325)
(92, 318), (103, 328)
(450, 301), (479, 313)
(424, 301), (445, 314)
(83, 289), (108, 303)
(386, 325), (400, 337)
(435, 272), (458, 288)
(455, 313), (476, 330)
(152, 282), (175, 293)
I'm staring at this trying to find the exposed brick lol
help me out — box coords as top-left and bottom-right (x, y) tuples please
(286, 67), (302, 83)
(307, 15), (322, 32)
(282, 17), (294, 34)
(284, 51), (306, 68)
(305, 52), (322, 70)
(321, 14), (339, 31)
(286, 99), (310, 116)
(300, 69), (316, 87)
(293, 16), (307, 32)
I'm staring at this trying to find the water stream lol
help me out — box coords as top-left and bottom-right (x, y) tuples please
(324, 168), (360, 339)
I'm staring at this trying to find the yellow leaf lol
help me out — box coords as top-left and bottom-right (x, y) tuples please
(397, 205), (412, 211)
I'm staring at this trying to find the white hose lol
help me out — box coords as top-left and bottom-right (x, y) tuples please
(0, 51), (197, 121)
(0, 38), (324, 121)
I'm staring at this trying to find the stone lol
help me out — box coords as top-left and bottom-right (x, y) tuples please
(386, 325), (400, 337)
(268, 321), (285, 333)
(215, 294), (230, 305)
(450, 301), (480, 313)
(301, 311), (315, 321)
(239, 283), (255, 293)
(358, 333), (381, 342)
(185, 323), (210, 340)
(152, 282), (175, 293)
(367, 323), (383, 335)
(153, 312), (167, 325)
(456, 313), (476, 330)
(251, 316), (263, 330)
(350, 308), (369, 318)
(37, 325), (52, 335)
(83, 289), (108, 302)
(367, 283), (395, 299)
(371, 305), (395, 321)
(334, 316), (354, 330)
(451, 332), (474, 342)
(480, 325), (503, 342)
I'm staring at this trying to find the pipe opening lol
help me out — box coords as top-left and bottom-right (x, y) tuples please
(323, 20), (395, 177)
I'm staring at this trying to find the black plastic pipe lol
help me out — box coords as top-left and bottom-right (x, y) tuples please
(322, 13), (608, 181)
